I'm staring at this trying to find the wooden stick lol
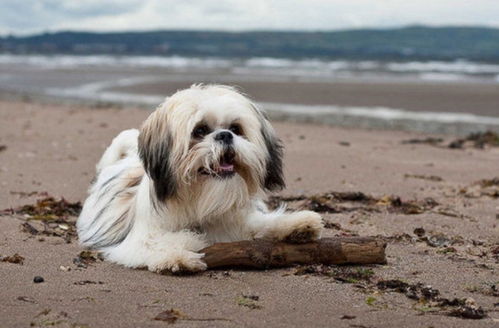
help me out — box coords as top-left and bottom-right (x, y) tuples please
(201, 237), (387, 269)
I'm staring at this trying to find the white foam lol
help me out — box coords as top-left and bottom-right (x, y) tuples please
(418, 72), (467, 81)
(262, 102), (499, 126)
(387, 60), (499, 74)
(2, 54), (499, 82)
(0, 54), (232, 70)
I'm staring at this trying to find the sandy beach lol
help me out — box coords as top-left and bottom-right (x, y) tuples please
(0, 100), (498, 327)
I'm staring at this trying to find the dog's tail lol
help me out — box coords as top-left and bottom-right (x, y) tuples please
(96, 129), (140, 174)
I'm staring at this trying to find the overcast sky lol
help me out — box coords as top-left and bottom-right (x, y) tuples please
(1, 0), (499, 35)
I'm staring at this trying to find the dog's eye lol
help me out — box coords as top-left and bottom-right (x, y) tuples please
(229, 123), (243, 136)
(192, 124), (210, 138)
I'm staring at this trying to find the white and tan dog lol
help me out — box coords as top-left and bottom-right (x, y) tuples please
(77, 84), (323, 273)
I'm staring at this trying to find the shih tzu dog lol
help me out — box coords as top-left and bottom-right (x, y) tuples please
(77, 84), (323, 273)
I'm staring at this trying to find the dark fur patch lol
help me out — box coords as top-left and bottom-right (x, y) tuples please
(249, 102), (285, 191)
(138, 130), (176, 200)
(261, 126), (285, 191)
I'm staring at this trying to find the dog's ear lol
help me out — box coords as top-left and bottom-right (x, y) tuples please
(138, 108), (177, 200)
(254, 106), (285, 191)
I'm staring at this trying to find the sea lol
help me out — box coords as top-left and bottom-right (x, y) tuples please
(1, 54), (498, 134)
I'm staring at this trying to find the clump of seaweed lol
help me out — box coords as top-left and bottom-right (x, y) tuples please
(401, 137), (443, 145)
(402, 131), (499, 150)
(460, 177), (499, 199)
(1, 253), (25, 265)
(0, 196), (82, 243)
(377, 279), (487, 319)
(268, 191), (438, 216)
(294, 264), (375, 284)
(237, 294), (262, 309)
(449, 131), (499, 149)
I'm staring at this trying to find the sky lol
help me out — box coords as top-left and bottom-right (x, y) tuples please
(1, 0), (499, 35)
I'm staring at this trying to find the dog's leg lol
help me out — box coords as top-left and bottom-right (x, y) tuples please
(103, 229), (208, 273)
(96, 129), (139, 173)
(245, 206), (323, 243)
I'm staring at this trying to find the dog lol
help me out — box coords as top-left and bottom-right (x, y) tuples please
(77, 84), (323, 273)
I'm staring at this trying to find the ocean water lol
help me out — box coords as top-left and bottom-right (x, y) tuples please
(1, 54), (499, 82)
(0, 54), (498, 135)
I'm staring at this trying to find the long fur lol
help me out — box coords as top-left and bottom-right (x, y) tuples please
(77, 84), (323, 273)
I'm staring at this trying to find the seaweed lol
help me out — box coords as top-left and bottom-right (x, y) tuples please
(377, 279), (487, 319)
(269, 191), (438, 215)
(1, 253), (24, 265)
(1, 196), (82, 243)
(402, 131), (499, 150)
(237, 294), (262, 309)
(294, 265), (375, 284)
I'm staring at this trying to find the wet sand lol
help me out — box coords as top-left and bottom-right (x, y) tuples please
(0, 100), (498, 327)
(112, 78), (499, 117)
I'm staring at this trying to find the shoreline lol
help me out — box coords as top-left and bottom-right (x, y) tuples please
(2, 88), (499, 136)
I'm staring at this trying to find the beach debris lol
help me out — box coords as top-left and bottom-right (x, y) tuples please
(1, 196), (81, 220)
(154, 309), (186, 323)
(73, 250), (101, 268)
(340, 315), (356, 320)
(1, 195), (81, 243)
(401, 137), (443, 145)
(466, 283), (499, 297)
(365, 296), (377, 306)
(449, 131), (499, 149)
(0, 144), (7, 152)
(376, 280), (487, 319)
(17, 296), (36, 303)
(153, 309), (232, 324)
(1, 253), (24, 265)
(413, 227), (425, 237)
(411, 228), (464, 248)
(33, 276), (44, 283)
(448, 298), (487, 319)
(402, 131), (499, 150)
(237, 295), (262, 309)
(460, 178), (499, 199)
(269, 191), (438, 215)
(404, 174), (443, 182)
(9, 190), (46, 198)
(73, 280), (104, 285)
(294, 265), (375, 284)
(323, 221), (342, 230)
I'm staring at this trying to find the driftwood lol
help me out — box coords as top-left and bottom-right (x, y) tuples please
(201, 237), (386, 269)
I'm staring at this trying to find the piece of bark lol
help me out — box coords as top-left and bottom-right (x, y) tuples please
(201, 237), (386, 269)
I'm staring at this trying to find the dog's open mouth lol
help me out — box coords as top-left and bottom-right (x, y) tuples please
(199, 149), (236, 179)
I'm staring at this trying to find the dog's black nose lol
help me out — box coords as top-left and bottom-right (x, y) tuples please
(215, 131), (233, 144)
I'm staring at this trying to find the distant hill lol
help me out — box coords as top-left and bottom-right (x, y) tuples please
(1, 26), (499, 62)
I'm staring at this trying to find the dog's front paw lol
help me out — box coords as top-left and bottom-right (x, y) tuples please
(150, 250), (207, 274)
(260, 210), (323, 243)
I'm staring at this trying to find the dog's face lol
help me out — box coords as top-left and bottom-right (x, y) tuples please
(138, 85), (284, 206)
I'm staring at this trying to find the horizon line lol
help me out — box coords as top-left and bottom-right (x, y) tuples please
(2, 23), (498, 38)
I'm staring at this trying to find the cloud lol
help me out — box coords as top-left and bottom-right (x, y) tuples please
(1, 0), (498, 35)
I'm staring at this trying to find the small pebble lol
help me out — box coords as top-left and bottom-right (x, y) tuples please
(33, 276), (44, 283)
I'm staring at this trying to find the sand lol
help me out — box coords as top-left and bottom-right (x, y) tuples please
(0, 100), (498, 328)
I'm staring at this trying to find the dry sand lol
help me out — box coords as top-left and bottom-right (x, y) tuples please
(0, 100), (498, 328)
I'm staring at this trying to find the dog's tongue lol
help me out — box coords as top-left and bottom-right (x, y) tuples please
(219, 162), (234, 172)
